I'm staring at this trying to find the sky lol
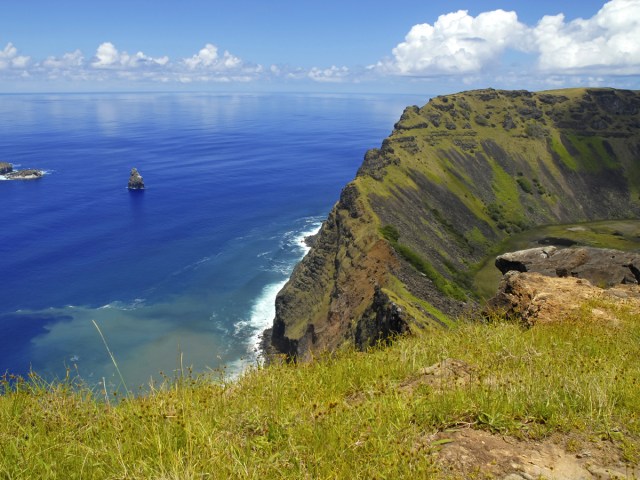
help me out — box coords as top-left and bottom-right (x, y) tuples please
(1, 0), (639, 94)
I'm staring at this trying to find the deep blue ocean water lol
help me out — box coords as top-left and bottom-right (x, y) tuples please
(0, 92), (425, 389)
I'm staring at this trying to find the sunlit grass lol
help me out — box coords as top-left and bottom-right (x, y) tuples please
(1, 298), (639, 478)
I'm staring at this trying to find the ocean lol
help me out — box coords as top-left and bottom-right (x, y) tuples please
(0, 92), (424, 389)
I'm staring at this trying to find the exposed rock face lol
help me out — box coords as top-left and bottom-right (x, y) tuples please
(270, 88), (640, 359)
(1, 162), (44, 179)
(354, 286), (410, 350)
(127, 168), (145, 189)
(5, 169), (44, 180)
(486, 271), (640, 326)
(496, 246), (640, 287)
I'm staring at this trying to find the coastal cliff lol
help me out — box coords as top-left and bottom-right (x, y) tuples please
(270, 88), (640, 358)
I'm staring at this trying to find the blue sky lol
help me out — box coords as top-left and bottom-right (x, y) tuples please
(1, 0), (638, 93)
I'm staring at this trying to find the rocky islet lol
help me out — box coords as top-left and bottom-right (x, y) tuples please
(0, 162), (44, 180)
(127, 167), (145, 189)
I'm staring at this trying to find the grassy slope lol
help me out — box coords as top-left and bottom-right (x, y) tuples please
(2, 296), (639, 479)
(350, 88), (640, 332)
(272, 87), (640, 359)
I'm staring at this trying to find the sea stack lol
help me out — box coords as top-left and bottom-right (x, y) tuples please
(127, 168), (145, 190)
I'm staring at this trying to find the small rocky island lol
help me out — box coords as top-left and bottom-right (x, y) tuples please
(127, 168), (145, 190)
(0, 162), (44, 180)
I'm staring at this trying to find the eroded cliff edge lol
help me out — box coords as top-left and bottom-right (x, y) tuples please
(269, 87), (640, 359)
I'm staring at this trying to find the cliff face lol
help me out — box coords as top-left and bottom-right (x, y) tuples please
(271, 88), (640, 359)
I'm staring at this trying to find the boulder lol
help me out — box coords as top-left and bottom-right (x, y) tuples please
(495, 246), (640, 287)
(485, 271), (640, 326)
(0, 162), (12, 174)
(128, 168), (145, 190)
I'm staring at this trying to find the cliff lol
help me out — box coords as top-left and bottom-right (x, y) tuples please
(270, 87), (640, 359)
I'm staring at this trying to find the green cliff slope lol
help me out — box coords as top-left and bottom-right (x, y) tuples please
(270, 88), (640, 358)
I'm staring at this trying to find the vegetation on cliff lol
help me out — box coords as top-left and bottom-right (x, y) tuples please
(1, 296), (639, 478)
(271, 88), (640, 358)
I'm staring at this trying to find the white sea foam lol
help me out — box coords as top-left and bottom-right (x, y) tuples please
(97, 298), (145, 311)
(245, 279), (288, 351)
(239, 218), (324, 363)
(293, 220), (323, 253)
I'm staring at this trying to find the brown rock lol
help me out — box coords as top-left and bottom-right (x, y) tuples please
(127, 168), (145, 190)
(485, 271), (640, 326)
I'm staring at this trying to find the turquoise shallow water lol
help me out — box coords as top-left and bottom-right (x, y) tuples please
(0, 92), (425, 388)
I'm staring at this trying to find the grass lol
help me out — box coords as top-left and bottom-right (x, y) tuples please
(380, 225), (467, 301)
(1, 297), (639, 479)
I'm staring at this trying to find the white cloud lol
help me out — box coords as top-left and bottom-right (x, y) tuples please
(308, 65), (350, 82)
(378, 0), (640, 78)
(183, 44), (242, 70)
(534, 0), (640, 73)
(0, 43), (31, 70)
(42, 50), (85, 69)
(92, 42), (169, 69)
(380, 9), (528, 75)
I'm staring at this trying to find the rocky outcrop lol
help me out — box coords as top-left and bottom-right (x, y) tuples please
(495, 246), (640, 287)
(4, 169), (44, 180)
(270, 88), (640, 359)
(1, 162), (44, 179)
(485, 271), (640, 326)
(127, 168), (145, 189)
(354, 286), (410, 350)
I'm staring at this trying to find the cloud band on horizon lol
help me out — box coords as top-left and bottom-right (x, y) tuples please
(0, 0), (638, 90)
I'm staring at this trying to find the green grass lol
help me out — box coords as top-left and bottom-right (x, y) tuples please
(550, 134), (579, 170)
(516, 176), (533, 194)
(1, 299), (639, 479)
(380, 225), (467, 301)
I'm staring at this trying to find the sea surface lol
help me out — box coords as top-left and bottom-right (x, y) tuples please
(0, 92), (424, 389)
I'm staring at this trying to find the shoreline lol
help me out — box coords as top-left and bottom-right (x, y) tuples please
(252, 221), (323, 365)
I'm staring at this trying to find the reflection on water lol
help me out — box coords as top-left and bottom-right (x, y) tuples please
(473, 219), (640, 300)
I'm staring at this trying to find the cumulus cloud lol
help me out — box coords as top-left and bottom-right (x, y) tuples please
(533, 0), (640, 73)
(0, 41), (267, 86)
(0, 43), (31, 70)
(379, 9), (528, 75)
(378, 0), (640, 78)
(92, 42), (169, 69)
(183, 44), (242, 70)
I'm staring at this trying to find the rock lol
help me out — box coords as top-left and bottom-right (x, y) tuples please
(269, 88), (640, 359)
(485, 271), (640, 326)
(354, 286), (409, 350)
(495, 246), (640, 287)
(5, 169), (44, 180)
(128, 168), (145, 190)
(1, 162), (45, 179)
(304, 233), (319, 248)
(502, 114), (517, 130)
(495, 246), (557, 274)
